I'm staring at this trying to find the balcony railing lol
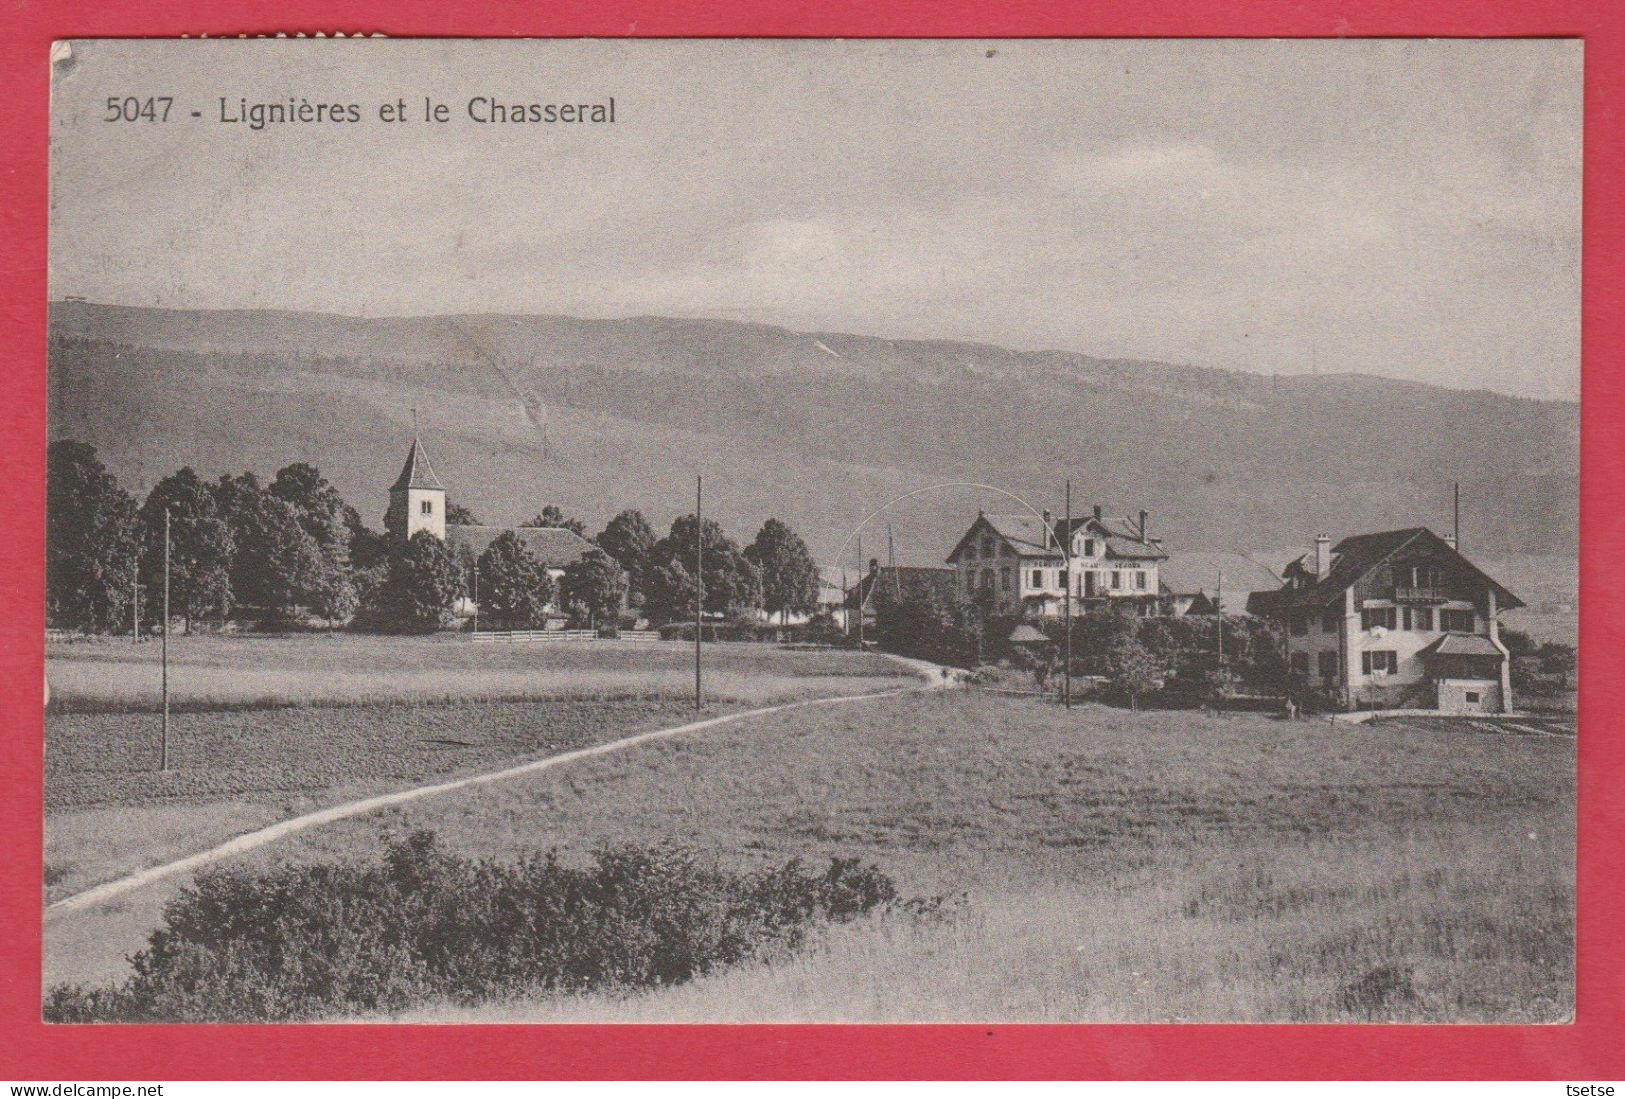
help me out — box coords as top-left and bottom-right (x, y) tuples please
(1392, 586), (1447, 604)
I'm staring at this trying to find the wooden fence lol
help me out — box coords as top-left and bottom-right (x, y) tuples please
(470, 629), (668, 644)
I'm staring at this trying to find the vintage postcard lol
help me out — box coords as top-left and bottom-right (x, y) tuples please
(42, 38), (1579, 1024)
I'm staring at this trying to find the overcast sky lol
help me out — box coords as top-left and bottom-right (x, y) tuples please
(50, 38), (1581, 399)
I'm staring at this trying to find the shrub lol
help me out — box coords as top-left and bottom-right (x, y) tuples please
(44, 833), (902, 1023)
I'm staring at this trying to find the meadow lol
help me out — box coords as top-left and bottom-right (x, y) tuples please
(43, 635), (914, 904)
(230, 692), (1571, 1024)
(46, 632), (902, 712)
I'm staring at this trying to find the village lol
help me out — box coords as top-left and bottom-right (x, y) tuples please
(46, 429), (1576, 721)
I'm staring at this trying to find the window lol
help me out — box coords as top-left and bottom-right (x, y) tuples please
(980, 569), (994, 591)
(966, 571), (976, 593)
(1135, 571), (1148, 590)
(1290, 652), (1310, 675)
(1000, 567), (1012, 591)
(1413, 607), (1434, 631)
(1318, 650), (1338, 679)
(1465, 691), (1481, 704)
(1321, 610), (1340, 633)
(1111, 571), (1123, 591)
(1290, 614), (1309, 637)
(1361, 607), (1397, 631)
(1401, 607), (1411, 631)
(981, 537), (995, 557)
(1412, 565), (1441, 587)
(1082, 538), (1096, 557)
(1361, 650), (1397, 675)
(1440, 608), (1474, 632)
(420, 499), (433, 515)
(1031, 569), (1043, 588)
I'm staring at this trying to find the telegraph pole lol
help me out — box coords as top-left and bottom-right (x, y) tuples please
(161, 507), (170, 772)
(1216, 569), (1225, 667)
(856, 532), (865, 650)
(1063, 479), (1073, 709)
(131, 569), (139, 644)
(887, 524), (899, 600)
(471, 560), (479, 636)
(1453, 481), (1461, 549)
(694, 474), (703, 711)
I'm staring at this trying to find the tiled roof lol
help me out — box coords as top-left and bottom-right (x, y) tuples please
(846, 565), (958, 609)
(445, 523), (594, 569)
(1421, 634), (1505, 658)
(949, 511), (1166, 562)
(390, 437), (445, 492)
(1250, 527), (1523, 613)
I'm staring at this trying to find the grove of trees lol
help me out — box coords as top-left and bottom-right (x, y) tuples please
(46, 440), (828, 638)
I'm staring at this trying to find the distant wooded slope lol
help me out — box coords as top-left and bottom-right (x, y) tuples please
(48, 301), (1577, 563)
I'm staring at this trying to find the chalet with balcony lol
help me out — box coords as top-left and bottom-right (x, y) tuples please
(1246, 527), (1523, 713)
(945, 505), (1167, 617)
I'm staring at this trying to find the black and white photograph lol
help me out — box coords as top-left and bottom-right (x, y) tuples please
(42, 37), (1579, 1024)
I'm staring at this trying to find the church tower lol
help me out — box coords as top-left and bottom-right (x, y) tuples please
(385, 434), (447, 542)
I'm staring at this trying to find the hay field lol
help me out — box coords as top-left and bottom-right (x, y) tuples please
(251, 692), (1573, 1023)
(46, 633), (905, 712)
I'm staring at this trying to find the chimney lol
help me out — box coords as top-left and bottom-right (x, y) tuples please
(1443, 534), (1458, 551)
(1093, 504), (1103, 521)
(1042, 509), (1053, 548)
(868, 557), (879, 575)
(1314, 534), (1331, 577)
(1139, 510), (1150, 539)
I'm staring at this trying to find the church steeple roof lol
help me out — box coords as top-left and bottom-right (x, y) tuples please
(391, 436), (445, 493)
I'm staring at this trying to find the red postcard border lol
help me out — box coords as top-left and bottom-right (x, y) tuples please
(2, 0), (1620, 1080)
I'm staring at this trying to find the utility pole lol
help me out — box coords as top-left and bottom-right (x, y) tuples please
(841, 565), (849, 636)
(851, 533), (864, 653)
(694, 474), (703, 711)
(856, 532), (865, 650)
(1453, 481), (1461, 550)
(131, 569), (139, 644)
(161, 507), (170, 772)
(471, 560), (479, 636)
(887, 523), (899, 600)
(1216, 569), (1225, 667)
(1063, 479), (1073, 710)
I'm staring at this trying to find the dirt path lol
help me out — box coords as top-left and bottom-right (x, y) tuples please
(48, 667), (954, 919)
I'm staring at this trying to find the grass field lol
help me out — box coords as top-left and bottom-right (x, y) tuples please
(46, 633), (903, 712)
(225, 692), (1571, 1023)
(43, 635), (914, 903)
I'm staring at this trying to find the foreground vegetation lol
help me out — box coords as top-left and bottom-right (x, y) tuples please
(243, 692), (1571, 1023)
(46, 834), (911, 1023)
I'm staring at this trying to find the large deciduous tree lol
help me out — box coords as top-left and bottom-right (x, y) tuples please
(645, 515), (761, 625)
(373, 530), (464, 633)
(268, 463), (350, 565)
(744, 518), (820, 625)
(593, 509), (656, 608)
(139, 468), (236, 632)
(476, 531), (554, 629)
(559, 548), (628, 629)
(46, 440), (141, 633)
(212, 473), (332, 625)
(521, 505), (587, 538)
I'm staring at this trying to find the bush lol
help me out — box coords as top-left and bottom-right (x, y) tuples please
(44, 833), (902, 1022)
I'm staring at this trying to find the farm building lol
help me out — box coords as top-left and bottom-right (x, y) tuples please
(844, 560), (960, 632)
(1247, 527), (1524, 714)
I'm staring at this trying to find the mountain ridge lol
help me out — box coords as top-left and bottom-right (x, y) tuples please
(47, 301), (1578, 563)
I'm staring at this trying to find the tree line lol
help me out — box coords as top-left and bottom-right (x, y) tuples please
(46, 441), (823, 635)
